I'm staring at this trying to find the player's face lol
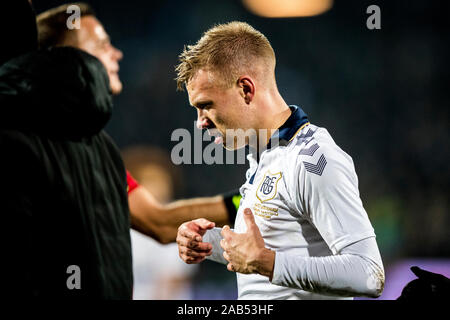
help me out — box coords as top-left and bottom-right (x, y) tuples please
(76, 16), (123, 94)
(187, 69), (253, 150)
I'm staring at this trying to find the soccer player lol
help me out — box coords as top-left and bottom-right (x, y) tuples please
(175, 21), (385, 299)
(36, 3), (241, 243)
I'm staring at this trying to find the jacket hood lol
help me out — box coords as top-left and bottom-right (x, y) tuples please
(0, 46), (113, 139)
(1, 0), (38, 66)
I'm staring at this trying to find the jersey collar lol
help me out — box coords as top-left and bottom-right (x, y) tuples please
(268, 105), (309, 148)
(246, 105), (309, 183)
(247, 105), (309, 165)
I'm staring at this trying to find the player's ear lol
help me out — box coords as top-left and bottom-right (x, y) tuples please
(237, 76), (255, 105)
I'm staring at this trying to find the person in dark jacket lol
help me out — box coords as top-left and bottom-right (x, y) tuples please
(36, 2), (242, 245)
(0, 0), (132, 299)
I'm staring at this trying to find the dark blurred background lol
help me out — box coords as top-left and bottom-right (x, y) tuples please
(33, 0), (450, 299)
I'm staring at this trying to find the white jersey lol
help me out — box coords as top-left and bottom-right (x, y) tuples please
(232, 106), (376, 300)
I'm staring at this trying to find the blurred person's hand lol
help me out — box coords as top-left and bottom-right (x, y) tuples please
(397, 266), (450, 300)
(176, 218), (215, 264)
(220, 208), (275, 279)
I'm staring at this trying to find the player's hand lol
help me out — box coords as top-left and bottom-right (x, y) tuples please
(220, 208), (275, 278)
(176, 218), (215, 264)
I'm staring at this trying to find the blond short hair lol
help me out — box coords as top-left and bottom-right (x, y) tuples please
(175, 21), (276, 91)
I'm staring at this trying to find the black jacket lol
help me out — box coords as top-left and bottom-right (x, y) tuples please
(0, 47), (133, 299)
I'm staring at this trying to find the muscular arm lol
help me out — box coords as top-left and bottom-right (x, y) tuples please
(129, 186), (231, 244)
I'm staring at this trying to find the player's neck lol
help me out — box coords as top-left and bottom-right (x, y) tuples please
(252, 92), (291, 150)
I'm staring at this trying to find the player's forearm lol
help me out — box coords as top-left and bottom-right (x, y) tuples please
(272, 252), (383, 298)
(130, 187), (230, 243)
(163, 196), (230, 228)
(129, 187), (169, 242)
(270, 237), (385, 298)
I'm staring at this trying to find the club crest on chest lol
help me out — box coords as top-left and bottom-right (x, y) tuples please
(256, 171), (283, 203)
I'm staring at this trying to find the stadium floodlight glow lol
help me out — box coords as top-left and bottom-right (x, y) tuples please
(242, 0), (333, 18)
